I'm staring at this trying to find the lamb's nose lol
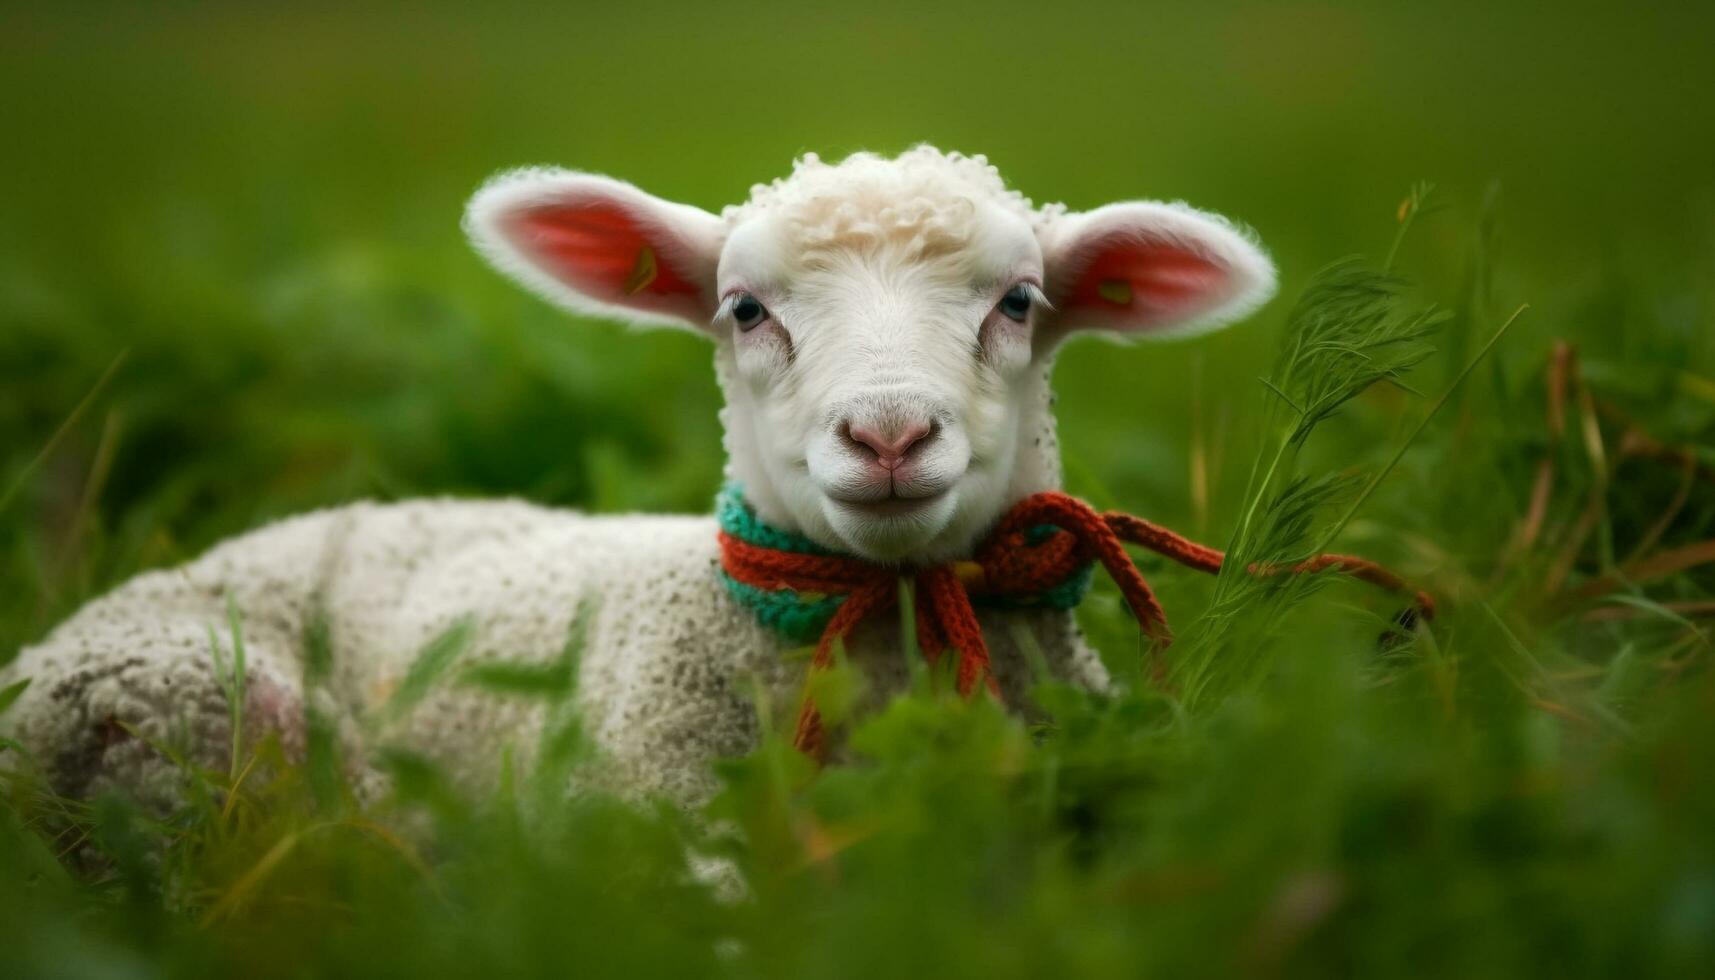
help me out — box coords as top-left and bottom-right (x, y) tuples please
(844, 420), (933, 469)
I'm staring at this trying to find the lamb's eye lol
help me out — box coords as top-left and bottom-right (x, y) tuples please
(732, 293), (768, 331)
(998, 284), (1033, 322)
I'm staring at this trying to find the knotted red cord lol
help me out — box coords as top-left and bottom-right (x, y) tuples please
(718, 490), (1435, 759)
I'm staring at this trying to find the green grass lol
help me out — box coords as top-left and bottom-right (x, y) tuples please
(3, 1), (1714, 977)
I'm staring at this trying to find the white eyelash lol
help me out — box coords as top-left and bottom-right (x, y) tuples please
(1019, 282), (1054, 313)
(712, 293), (741, 326)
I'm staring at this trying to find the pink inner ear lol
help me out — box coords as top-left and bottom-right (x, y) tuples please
(1065, 238), (1228, 327)
(511, 200), (702, 307)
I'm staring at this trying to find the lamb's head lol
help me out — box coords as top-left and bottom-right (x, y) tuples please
(465, 147), (1275, 563)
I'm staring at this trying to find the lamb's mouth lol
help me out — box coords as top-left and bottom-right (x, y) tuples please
(827, 489), (949, 520)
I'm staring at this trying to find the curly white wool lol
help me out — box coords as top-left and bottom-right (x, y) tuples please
(724, 146), (1061, 258)
(0, 500), (1098, 810)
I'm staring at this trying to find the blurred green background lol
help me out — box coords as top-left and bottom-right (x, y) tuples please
(2, 3), (1714, 976)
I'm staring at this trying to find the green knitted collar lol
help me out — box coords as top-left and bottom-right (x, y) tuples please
(715, 483), (1093, 645)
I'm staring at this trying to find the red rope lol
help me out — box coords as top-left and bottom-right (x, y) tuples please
(721, 490), (1434, 759)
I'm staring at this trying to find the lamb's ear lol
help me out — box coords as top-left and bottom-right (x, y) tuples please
(1039, 202), (1276, 341)
(464, 168), (725, 332)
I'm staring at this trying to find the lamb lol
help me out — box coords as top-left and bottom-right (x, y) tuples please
(0, 146), (1276, 809)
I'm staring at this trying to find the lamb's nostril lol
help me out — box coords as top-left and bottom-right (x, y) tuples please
(838, 420), (871, 461)
(846, 420), (933, 468)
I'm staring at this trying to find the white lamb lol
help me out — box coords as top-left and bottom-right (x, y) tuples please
(0, 146), (1275, 808)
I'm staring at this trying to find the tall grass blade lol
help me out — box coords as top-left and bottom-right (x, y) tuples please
(1312, 303), (1528, 554)
(0, 678), (28, 717)
(383, 617), (475, 723)
(0, 350), (129, 517)
(224, 593), (249, 784)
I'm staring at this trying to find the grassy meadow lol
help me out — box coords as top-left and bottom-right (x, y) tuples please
(2, 1), (1714, 977)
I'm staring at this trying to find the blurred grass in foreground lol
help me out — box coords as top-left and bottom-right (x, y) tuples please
(2, 1), (1714, 977)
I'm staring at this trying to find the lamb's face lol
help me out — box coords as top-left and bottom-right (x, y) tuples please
(465, 147), (1277, 563)
(712, 201), (1047, 561)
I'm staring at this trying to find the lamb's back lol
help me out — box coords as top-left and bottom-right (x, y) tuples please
(0, 499), (775, 804)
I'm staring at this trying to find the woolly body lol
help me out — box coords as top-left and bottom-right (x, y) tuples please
(3, 146), (1274, 807)
(1, 500), (1098, 807)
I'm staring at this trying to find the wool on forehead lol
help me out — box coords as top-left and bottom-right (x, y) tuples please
(722, 145), (1062, 260)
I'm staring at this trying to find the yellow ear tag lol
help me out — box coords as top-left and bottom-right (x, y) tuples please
(1097, 278), (1133, 306)
(623, 245), (658, 295)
